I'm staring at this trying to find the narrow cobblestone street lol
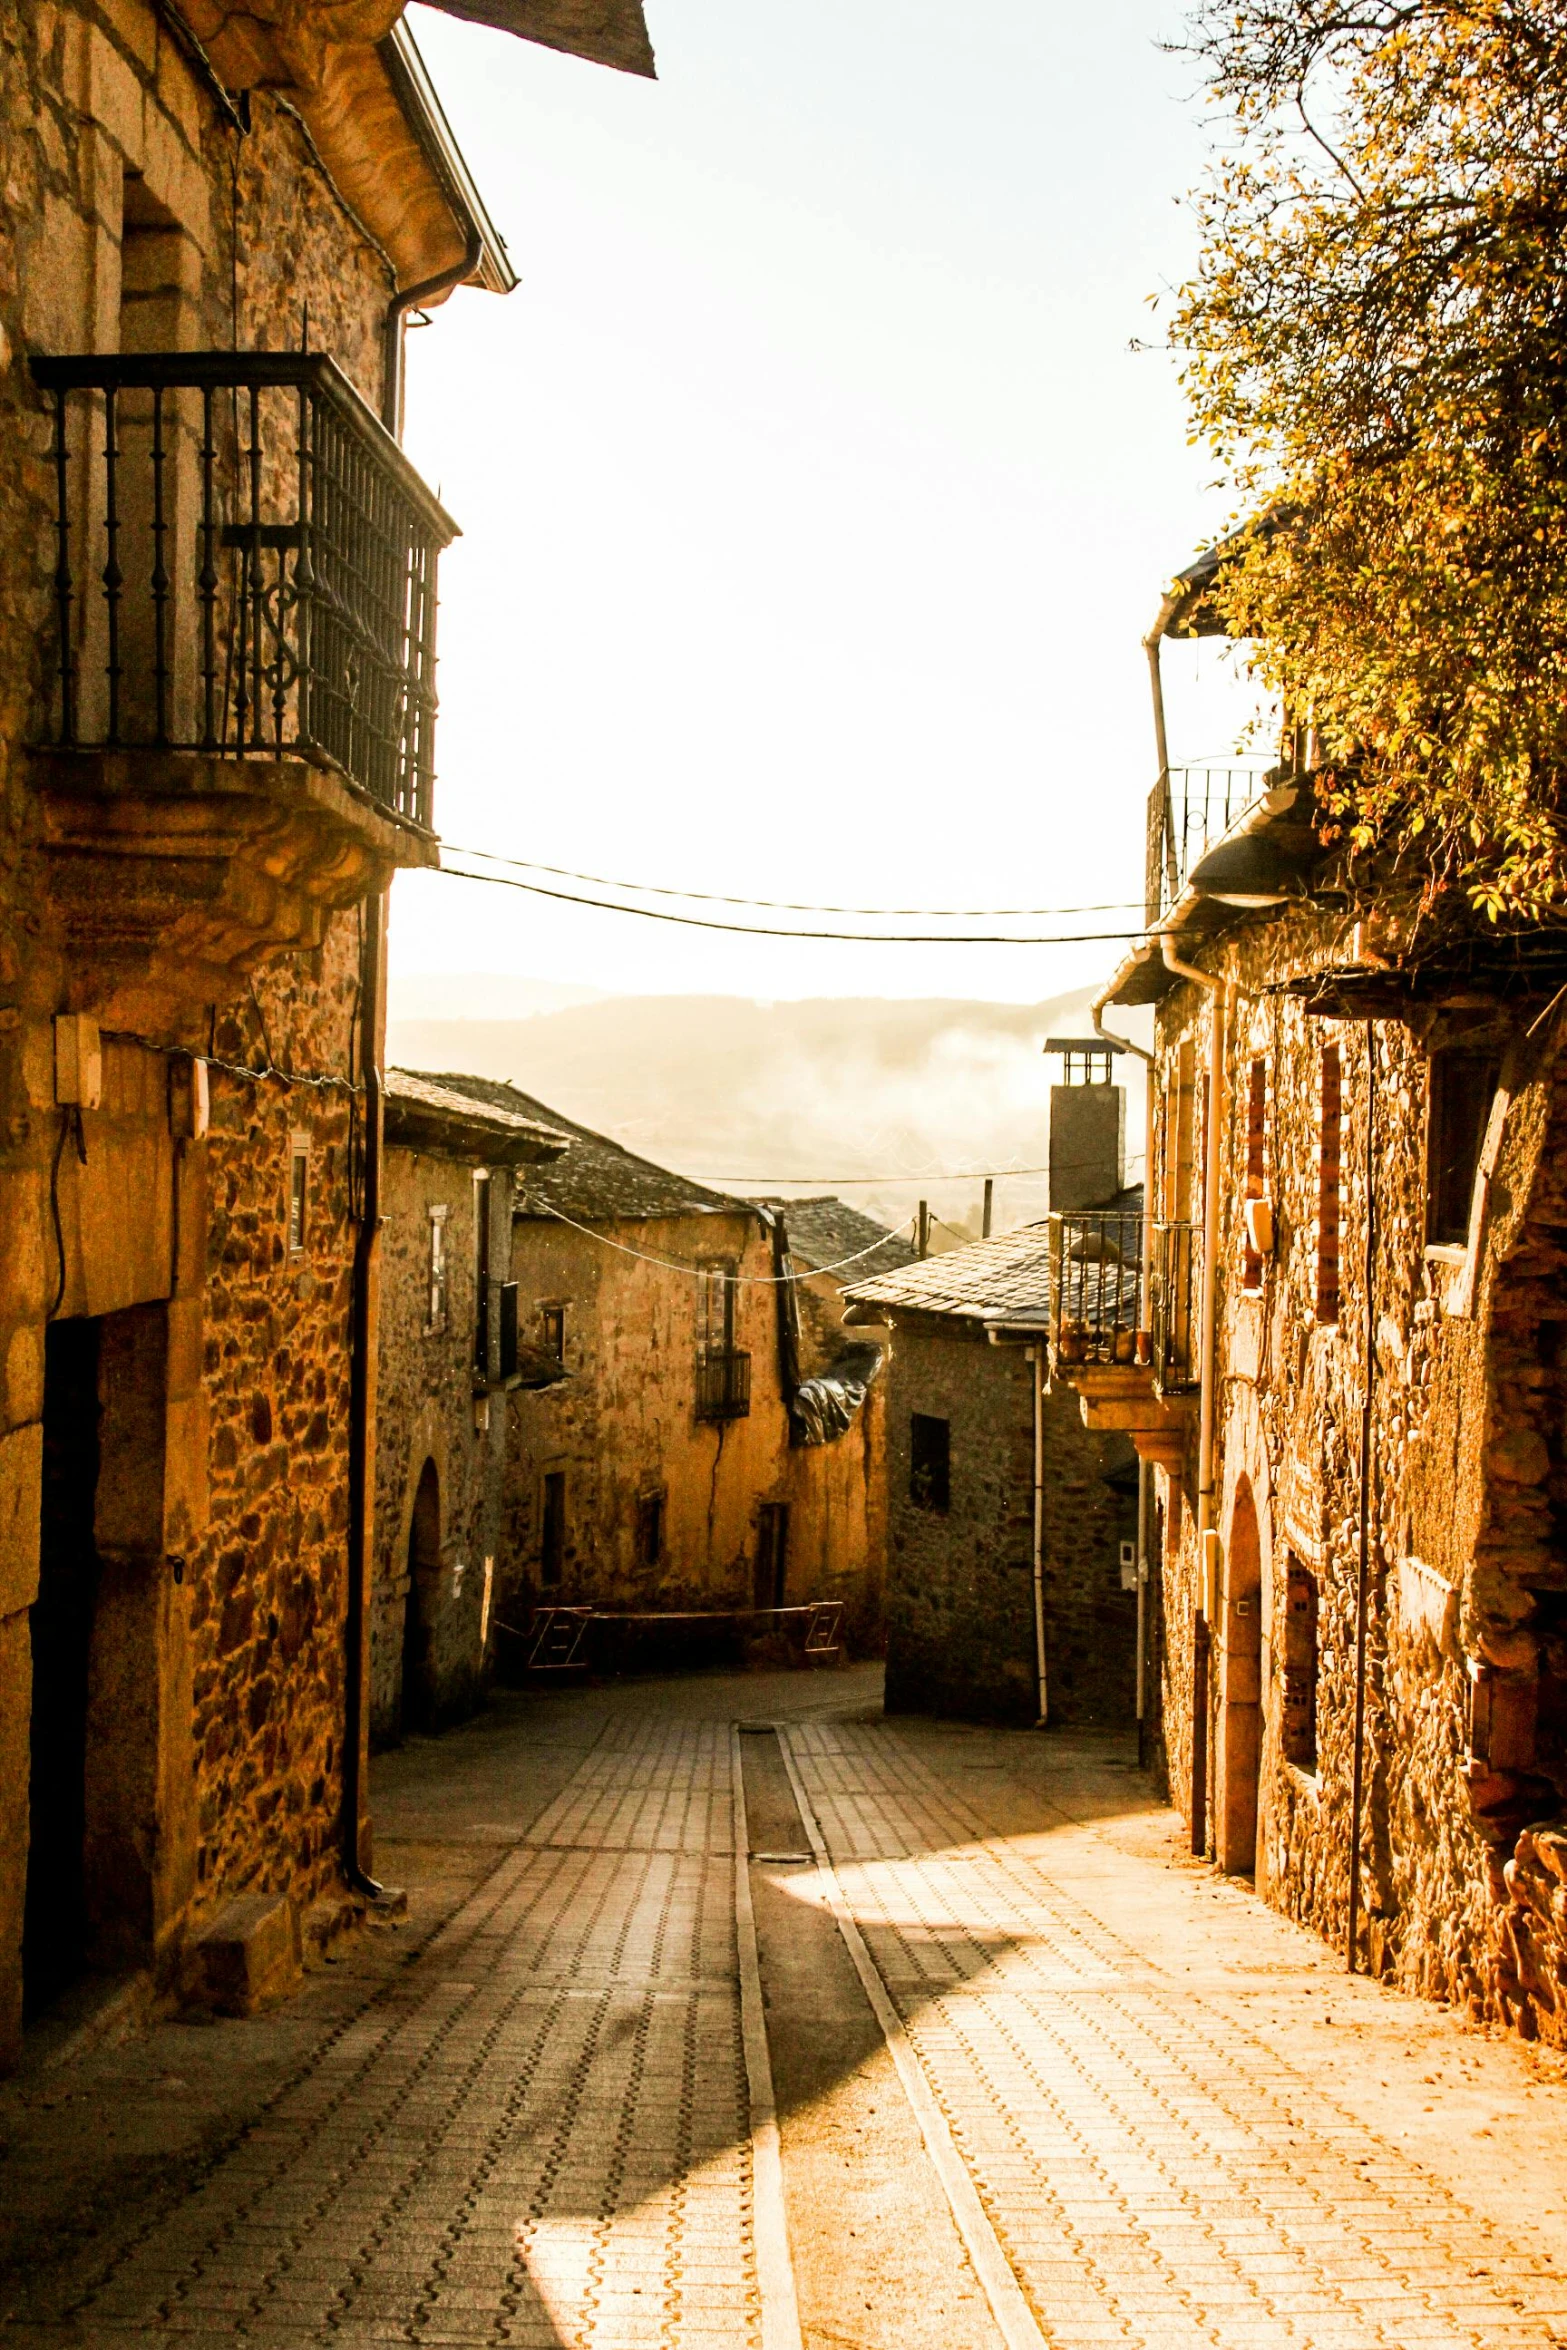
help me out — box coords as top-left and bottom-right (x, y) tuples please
(5, 1668), (1567, 2349)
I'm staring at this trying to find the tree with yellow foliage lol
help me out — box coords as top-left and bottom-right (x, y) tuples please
(1178, 3), (1567, 917)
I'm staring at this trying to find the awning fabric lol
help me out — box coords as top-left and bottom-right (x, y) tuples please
(419, 0), (655, 76)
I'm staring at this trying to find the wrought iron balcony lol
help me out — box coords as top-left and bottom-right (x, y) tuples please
(1048, 1211), (1145, 1369)
(695, 1347), (752, 1422)
(1149, 1220), (1200, 1395)
(1146, 762), (1274, 925)
(31, 352), (456, 826)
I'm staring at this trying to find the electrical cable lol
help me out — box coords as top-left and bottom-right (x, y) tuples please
(103, 1028), (362, 1095)
(435, 858), (1149, 947)
(439, 842), (1146, 921)
(695, 1152), (1147, 1188)
(518, 1191), (917, 1283)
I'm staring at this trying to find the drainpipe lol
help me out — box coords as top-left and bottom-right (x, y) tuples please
(1346, 1019), (1378, 1972)
(381, 226), (482, 435)
(1032, 1343), (1048, 1727)
(1091, 978), (1157, 1759)
(343, 892), (386, 1896)
(341, 230), (481, 1897)
(1161, 932), (1227, 1849)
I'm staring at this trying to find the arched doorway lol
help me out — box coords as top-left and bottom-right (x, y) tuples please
(1218, 1475), (1263, 1874)
(400, 1459), (441, 1736)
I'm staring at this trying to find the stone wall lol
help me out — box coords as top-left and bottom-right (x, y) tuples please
(0, 0), (429, 2065)
(882, 1316), (1138, 1727)
(1145, 902), (1567, 2037)
(370, 1146), (512, 1743)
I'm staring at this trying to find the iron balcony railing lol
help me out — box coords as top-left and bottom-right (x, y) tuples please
(1149, 1220), (1200, 1395)
(1146, 762), (1274, 924)
(695, 1347), (752, 1422)
(31, 352), (457, 827)
(1048, 1211), (1145, 1369)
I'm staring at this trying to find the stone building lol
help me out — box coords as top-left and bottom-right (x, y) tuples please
(0, 0), (651, 2067)
(1054, 545), (1567, 2041)
(844, 1222), (1141, 1728)
(393, 1084), (893, 1664)
(370, 1071), (566, 1744)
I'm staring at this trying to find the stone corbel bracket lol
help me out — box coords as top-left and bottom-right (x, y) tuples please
(30, 746), (435, 1029)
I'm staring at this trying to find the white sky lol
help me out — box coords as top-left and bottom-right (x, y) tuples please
(394, 0), (1266, 1006)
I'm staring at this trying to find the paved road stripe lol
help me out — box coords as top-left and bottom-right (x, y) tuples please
(779, 1724), (1047, 2350)
(731, 1727), (805, 2350)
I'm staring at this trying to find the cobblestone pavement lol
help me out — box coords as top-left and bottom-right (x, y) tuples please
(6, 1679), (1567, 2349)
(5, 1717), (763, 2349)
(786, 1717), (1567, 2350)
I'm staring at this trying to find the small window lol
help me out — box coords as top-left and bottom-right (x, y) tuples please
(910, 1413), (950, 1513)
(1316, 1044), (1341, 1325)
(426, 1206), (448, 1332)
(754, 1501), (789, 1609)
(1241, 1057), (1267, 1292)
(541, 1470), (566, 1588)
(636, 1489), (665, 1568)
(287, 1139), (309, 1255)
(542, 1305), (566, 1366)
(1282, 1556), (1319, 1770)
(1427, 1049), (1499, 1248)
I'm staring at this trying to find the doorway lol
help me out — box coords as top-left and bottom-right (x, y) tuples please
(755, 1503), (789, 1612)
(400, 1458), (440, 1735)
(24, 1319), (103, 2018)
(1218, 1476), (1263, 1874)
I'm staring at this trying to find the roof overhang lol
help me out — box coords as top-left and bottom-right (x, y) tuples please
(386, 1094), (568, 1166)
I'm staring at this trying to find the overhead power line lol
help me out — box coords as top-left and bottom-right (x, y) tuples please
(436, 858), (1147, 947)
(439, 842), (1145, 921)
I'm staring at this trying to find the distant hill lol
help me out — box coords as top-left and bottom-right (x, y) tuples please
(387, 985), (1146, 1236)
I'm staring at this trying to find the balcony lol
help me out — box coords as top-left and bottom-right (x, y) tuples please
(1146, 762), (1274, 925)
(1048, 1210), (1196, 1464)
(27, 352), (453, 1022)
(1149, 1221), (1200, 1396)
(695, 1348), (752, 1423)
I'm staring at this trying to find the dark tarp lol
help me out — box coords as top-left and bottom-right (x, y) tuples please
(790, 1342), (883, 1448)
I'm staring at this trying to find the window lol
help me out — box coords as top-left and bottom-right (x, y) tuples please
(1241, 1057), (1267, 1292)
(1282, 1557), (1320, 1770)
(498, 1282), (519, 1379)
(700, 1261), (738, 1355)
(910, 1413), (950, 1513)
(287, 1138), (309, 1255)
(636, 1489), (665, 1568)
(542, 1305), (566, 1366)
(541, 1471), (566, 1588)
(754, 1502), (789, 1609)
(1316, 1044), (1341, 1325)
(426, 1206), (448, 1332)
(473, 1170), (492, 1374)
(1427, 1049), (1500, 1247)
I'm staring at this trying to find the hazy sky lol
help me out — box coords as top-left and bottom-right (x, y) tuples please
(394, 0), (1263, 1006)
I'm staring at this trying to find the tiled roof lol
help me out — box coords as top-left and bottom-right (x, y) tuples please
(844, 1223), (1057, 1322)
(418, 1072), (755, 1227)
(385, 1068), (569, 1164)
(844, 1187), (1144, 1325)
(753, 1196), (917, 1282)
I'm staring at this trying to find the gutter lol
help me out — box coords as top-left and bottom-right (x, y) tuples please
(984, 1319), (1050, 1725)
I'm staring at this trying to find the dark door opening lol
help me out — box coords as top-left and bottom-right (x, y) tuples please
(400, 1458), (440, 1735)
(541, 1471), (566, 1589)
(754, 1503), (789, 1611)
(24, 1318), (103, 2019)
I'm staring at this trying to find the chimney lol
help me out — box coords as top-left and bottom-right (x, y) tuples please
(1044, 1039), (1125, 1211)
